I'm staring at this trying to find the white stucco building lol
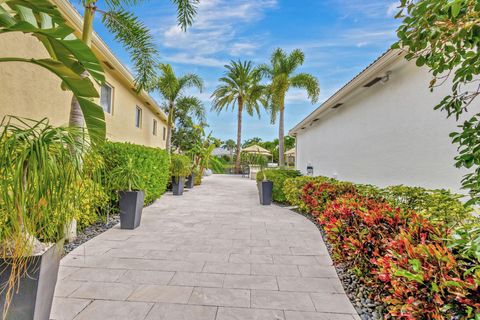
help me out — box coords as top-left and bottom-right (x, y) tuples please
(290, 49), (470, 193)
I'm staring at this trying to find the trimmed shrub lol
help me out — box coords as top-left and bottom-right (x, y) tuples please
(284, 175), (480, 318)
(98, 141), (170, 205)
(256, 169), (301, 202)
(301, 180), (356, 216)
(379, 185), (473, 227)
(170, 154), (192, 178)
(375, 230), (479, 318)
(70, 178), (108, 229)
(67, 151), (108, 229)
(283, 176), (331, 211)
(284, 176), (473, 226)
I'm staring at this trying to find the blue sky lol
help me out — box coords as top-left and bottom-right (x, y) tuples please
(74, 0), (401, 142)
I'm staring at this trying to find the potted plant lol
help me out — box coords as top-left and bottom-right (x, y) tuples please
(256, 155), (273, 205)
(185, 166), (196, 189)
(111, 157), (144, 230)
(0, 118), (85, 319)
(170, 154), (192, 196)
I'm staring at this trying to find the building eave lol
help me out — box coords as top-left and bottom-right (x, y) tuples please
(52, 0), (168, 123)
(289, 49), (404, 136)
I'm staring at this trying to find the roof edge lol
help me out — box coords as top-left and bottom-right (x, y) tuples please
(289, 49), (404, 136)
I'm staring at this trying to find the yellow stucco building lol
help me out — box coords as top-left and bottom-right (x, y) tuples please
(0, 0), (168, 149)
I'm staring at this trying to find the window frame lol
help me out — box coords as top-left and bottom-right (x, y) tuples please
(100, 83), (113, 114)
(153, 119), (158, 136)
(135, 106), (142, 128)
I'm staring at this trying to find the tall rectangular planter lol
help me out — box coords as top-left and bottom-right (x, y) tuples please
(0, 242), (63, 320)
(119, 190), (144, 230)
(172, 176), (185, 196)
(185, 174), (194, 189)
(258, 180), (273, 205)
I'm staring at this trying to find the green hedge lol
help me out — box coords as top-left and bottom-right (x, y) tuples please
(283, 176), (473, 225)
(98, 142), (170, 205)
(256, 169), (301, 202)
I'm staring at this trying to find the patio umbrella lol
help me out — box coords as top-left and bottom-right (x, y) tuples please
(285, 148), (295, 157)
(241, 145), (272, 156)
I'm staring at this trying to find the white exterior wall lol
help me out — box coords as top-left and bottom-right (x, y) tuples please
(295, 60), (469, 193)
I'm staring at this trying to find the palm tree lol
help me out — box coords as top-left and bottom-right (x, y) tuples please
(151, 64), (204, 152)
(259, 48), (320, 167)
(211, 60), (265, 173)
(69, 0), (199, 133)
(222, 139), (237, 162)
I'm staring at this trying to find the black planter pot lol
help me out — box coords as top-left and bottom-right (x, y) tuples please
(172, 176), (185, 196)
(119, 190), (144, 230)
(0, 242), (63, 320)
(258, 180), (273, 205)
(185, 174), (195, 189)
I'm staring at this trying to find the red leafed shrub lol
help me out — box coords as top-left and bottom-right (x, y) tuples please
(319, 194), (439, 284)
(375, 232), (480, 319)
(315, 191), (479, 318)
(295, 177), (480, 318)
(301, 181), (356, 216)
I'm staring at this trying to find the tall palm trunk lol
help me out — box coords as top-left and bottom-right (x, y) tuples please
(166, 102), (174, 153)
(235, 98), (243, 174)
(69, 5), (95, 129)
(278, 97), (285, 167)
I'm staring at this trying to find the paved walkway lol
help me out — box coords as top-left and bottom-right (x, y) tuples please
(51, 175), (359, 320)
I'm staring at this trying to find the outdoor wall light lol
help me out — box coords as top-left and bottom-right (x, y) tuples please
(381, 71), (392, 83)
(307, 165), (314, 176)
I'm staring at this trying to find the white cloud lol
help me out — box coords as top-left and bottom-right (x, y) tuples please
(387, 2), (401, 17)
(334, 0), (398, 19)
(286, 89), (309, 104)
(229, 42), (258, 57)
(153, 0), (277, 66)
(162, 53), (227, 68)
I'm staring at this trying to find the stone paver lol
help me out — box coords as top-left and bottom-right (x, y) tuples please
(217, 307), (285, 320)
(51, 175), (358, 319)
(144, 303), (217, 320)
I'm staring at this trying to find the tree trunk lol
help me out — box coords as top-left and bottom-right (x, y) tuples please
(69, 96), (84, 129)
(235, 98), (243, 174)
(166, 102), (174, 153)
(278, 98), (285, 167)
(69, 5), (95, 129)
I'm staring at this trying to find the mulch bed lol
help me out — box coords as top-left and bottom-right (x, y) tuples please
(63, 214), (120, 257)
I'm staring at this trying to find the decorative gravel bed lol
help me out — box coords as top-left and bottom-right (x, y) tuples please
(63, 214), (120, 256)
(283, 204), (387, 320)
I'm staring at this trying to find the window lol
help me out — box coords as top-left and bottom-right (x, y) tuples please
(163, 127), (166, 141)
(100, 83), (113, 114)
(135, 106), (142, 128)
(153, 119), (157, 135)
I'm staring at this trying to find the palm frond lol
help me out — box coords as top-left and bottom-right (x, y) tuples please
(103, 0), (148, 8)
(211, 60), (265, 118)
(102, 9), (158, 92)
(290, 73), (320, 103)
(287, 49), (305, 72)
(176, 96), (206, 123)
(170, 0), (199, 31)
(179, 73), (204, 92)
(154, 63), (179, 100)
(152, 64), (203, 103)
